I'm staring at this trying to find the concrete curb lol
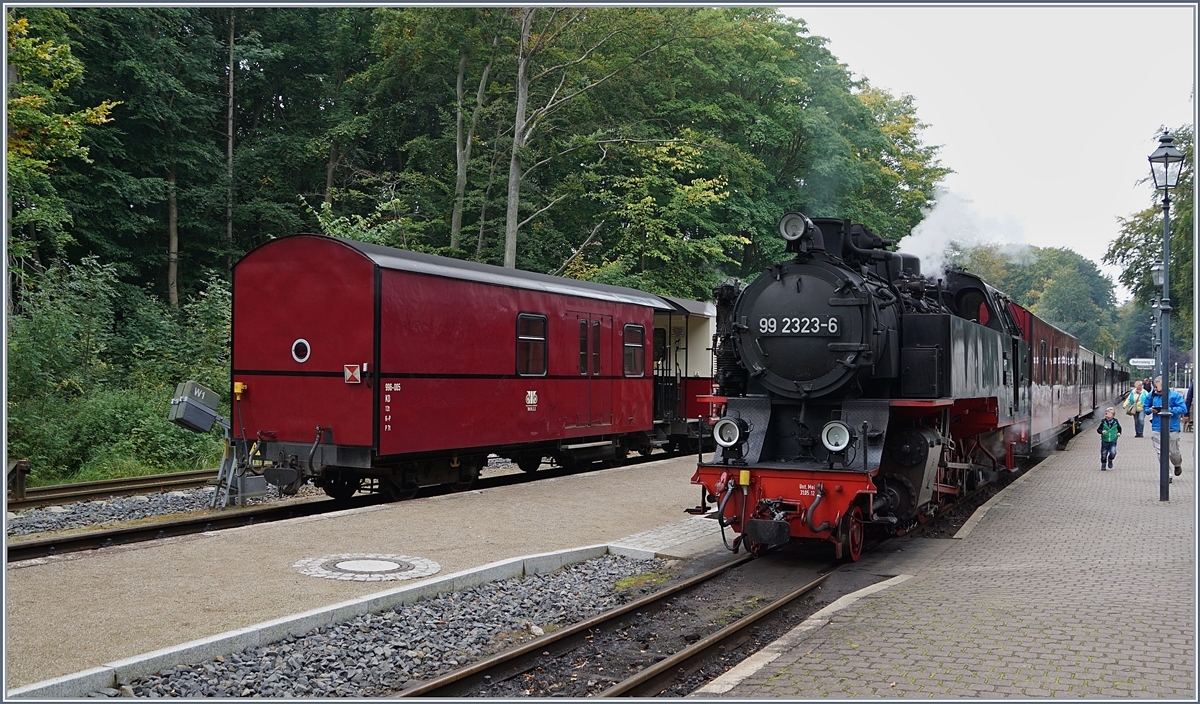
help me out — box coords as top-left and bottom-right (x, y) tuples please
(7, 543), (641, 699)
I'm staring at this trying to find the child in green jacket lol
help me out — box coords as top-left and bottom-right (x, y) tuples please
(1097, 407), (1121, 471)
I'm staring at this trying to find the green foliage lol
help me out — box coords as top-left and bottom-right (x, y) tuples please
(7, 261), (229, 485)
(1104, 125), (1193, 352)
(1113, 299), (1156, 363)
(51, 7), (226, 296)
(6, 9), (119, 258)
(303, 195), (435, 252)
(8, 7), (957, 485)
(7, 257), (118, 403)
(955, 244), (1119, 353)
(577, 134), (747, 298)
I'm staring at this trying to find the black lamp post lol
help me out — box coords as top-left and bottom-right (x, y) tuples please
(1148, 132), (1184, 501)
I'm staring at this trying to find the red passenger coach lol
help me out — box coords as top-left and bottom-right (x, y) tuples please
(232, 234), (672, 500)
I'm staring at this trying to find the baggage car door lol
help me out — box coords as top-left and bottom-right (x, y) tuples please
(590, 314), (613, 426)
(570, 311), (613, 428)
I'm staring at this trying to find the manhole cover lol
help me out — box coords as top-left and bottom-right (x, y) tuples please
(293, 553), (440, 582)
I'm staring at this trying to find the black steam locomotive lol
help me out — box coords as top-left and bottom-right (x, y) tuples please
(692, 213), (1125, 561)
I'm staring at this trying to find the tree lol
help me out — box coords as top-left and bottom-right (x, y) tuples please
(1104, 125), (1193, 351)
(54, 8), (224, 304)
(499, 7), (684, 269)
(845, 84), (951, 243)
(1031, 266), (1112, 352)
(6, 9), (118, 269)
(955, 243), (1119, 352)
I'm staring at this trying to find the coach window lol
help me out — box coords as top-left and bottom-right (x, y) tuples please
(624, 324), (646, 377)
(517, 314), (548, 376)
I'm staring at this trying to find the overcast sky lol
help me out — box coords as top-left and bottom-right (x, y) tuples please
(780, 4), (1196, 301)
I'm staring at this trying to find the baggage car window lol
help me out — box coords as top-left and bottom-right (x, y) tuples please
(624, 324), (645, 377)
(517, 314), (548, 376)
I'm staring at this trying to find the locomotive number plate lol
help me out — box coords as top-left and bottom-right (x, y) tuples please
(757, 316), (839, 336)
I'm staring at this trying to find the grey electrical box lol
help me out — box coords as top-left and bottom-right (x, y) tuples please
(235, 474), (269, 506)
(169, 381), (222, 433)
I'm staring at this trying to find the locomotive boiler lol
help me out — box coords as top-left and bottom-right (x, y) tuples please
(692, 212), (1126, 561)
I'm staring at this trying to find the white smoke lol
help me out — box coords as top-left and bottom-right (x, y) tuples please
(895, 188), (1029, 281)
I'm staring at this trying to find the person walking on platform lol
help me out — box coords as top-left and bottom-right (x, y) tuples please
(1096, 407), (1121, 470)
(1185, 382), (1193, 433)
(1146, 376), (1186, 480)
(1123, 381), (1148, 437)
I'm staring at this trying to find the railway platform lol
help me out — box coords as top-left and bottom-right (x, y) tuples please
(693, 429), (1197, 699)
(5, 455), (728, 696)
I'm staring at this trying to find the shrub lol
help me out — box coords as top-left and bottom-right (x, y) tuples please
(7, 260), (230, 485)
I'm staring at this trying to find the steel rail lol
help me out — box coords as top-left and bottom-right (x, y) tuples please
(598, 569), (835, 696)
(5, 494), (381, 563)
(393, 554), (757, 697)
(8, 470), (219, 511)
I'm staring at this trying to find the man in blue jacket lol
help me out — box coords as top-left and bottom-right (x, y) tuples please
(1146, 375), (1187, 479)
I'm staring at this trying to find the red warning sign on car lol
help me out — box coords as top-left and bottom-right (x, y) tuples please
(344, 364), (361, 383)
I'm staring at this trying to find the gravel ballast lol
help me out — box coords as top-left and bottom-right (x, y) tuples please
(7, 488), (226, 537)
(86, 554), (666, 698)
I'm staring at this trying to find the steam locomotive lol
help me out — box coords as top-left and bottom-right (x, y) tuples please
(691, 213), (1128, 561)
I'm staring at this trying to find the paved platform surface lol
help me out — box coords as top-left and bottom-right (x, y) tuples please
(695, 430), (1196, 699)
(4, 455), (725, 690)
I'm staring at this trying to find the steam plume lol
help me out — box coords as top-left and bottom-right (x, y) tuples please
(896, 188), (1029, 280)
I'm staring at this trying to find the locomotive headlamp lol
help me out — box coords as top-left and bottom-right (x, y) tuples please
(713, 417), (748, 448)
(820, 421), (854, 453)
(778, 212), (815, 241)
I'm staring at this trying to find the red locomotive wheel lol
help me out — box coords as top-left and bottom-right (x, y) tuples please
(839, 505), (864, 563)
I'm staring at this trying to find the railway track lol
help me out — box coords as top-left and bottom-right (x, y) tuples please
(5, 494), (381, 563)
(7, 469), (219, 512)
(393, 554), (836, 698)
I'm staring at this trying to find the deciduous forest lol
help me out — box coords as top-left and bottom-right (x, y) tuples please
(5, 7), (1191, 484)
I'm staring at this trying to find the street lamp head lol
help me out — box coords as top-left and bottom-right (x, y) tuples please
(1149, 132), (1185, 191)
(1152, 262), (1165, 287)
